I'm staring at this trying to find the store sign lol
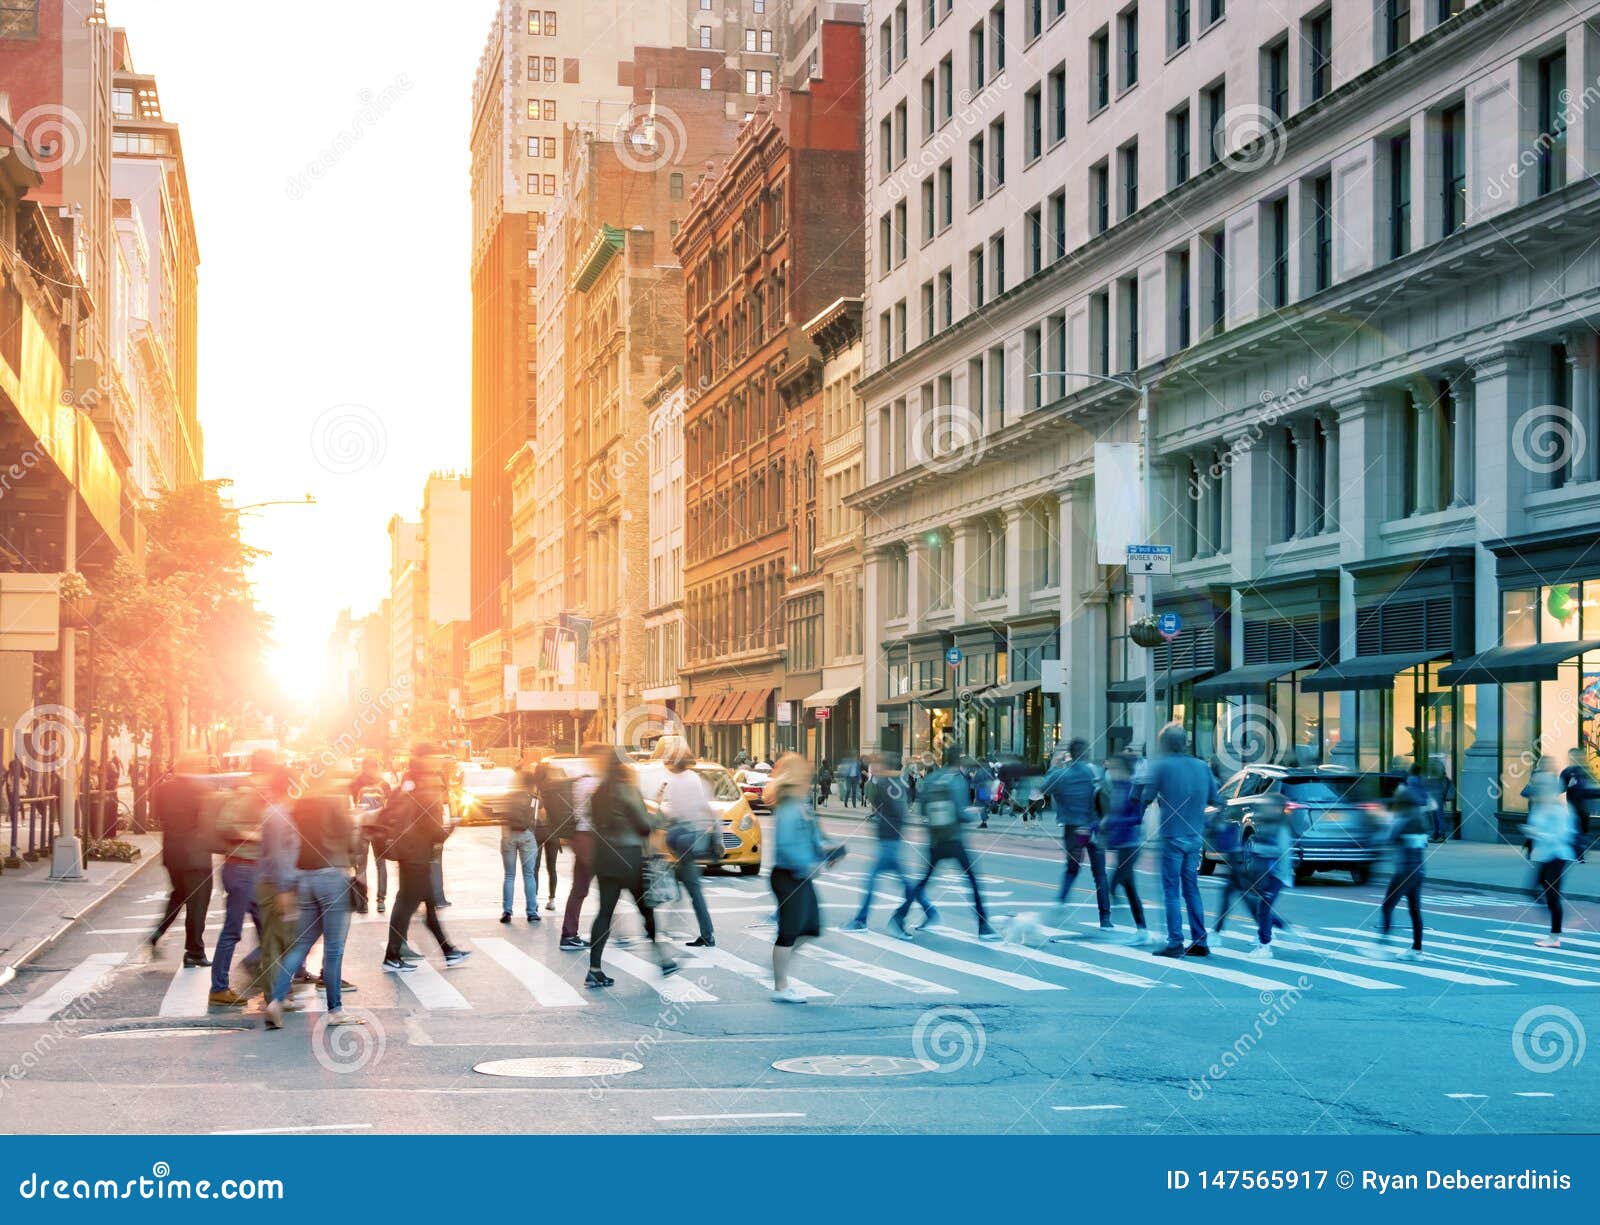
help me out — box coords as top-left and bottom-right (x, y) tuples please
(776, 700), (792, 725)
(816, 707), (831, 721)
(1040, 660), (1065, 693)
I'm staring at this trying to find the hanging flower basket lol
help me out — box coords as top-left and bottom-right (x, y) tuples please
(59, 572), (95, 627)
(1129, 616), (1167, 649)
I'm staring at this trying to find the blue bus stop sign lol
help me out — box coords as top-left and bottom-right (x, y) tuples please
(945, 647), (963, 667)
(1157, 612), (1182, 639)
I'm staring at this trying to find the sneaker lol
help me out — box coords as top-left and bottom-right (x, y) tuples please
(886, 915), (913, 941)
(1396, 948), (1423, 961)
(1246, 943), (1274, 960)
(659, 959), (681, 977)
(545, 898), (556, 911)
(183, 955), (211, 968)
(684, 936), (714, 947)
(842, 918), (867, 932)
(376, 899), (386, 914)
(326, 1010), (365, 1027)
(1535, 936), (1561, 948)
(499, 912), (512, 924)
(263, 999), (283, 1030)
(1153, 944), (1185, 958)
(917, 906), (942, 931)
(978, 924), (1003, 942)
(584, 969), (614, 989)
(381, 957), (416, 973)
(559, 935), (587, 951)
(526, 913), (541, 923)
(1184, 943), (1211, 957)
(208, 990), (248, 1007)
(315, 975), (356, 992)
(772, 986), (808, 1004)
(292, 968), (313, 984)
(280, 996), (305, 1013)
(443, 949), (472, 968)
(1128, 929), (1155, 947)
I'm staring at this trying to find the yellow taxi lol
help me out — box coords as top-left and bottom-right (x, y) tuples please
(633, 757), (762, 875)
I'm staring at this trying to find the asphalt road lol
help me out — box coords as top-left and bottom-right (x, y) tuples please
(1, 819), (1596, 1135)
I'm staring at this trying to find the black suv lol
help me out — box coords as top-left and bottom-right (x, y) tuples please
(1202, 765), (1399, 884)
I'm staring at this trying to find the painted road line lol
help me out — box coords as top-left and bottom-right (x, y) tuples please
(1445, 1093), (1488, 1100)
(1053, 1105), (1127, 1112)
(92, 925), (219, 937)
(4, 952), (126, 1025)
(1208, 935), (1402, 990)
(397, 957), (472, 1010)
(1051, 924), (1300, 992)
(1515, 1092), (1556, 1098)
(682, 945), (829, 999)
(839, 929), (1065, 991)
(214, 1124), (373, 1135)
(1438, 929), (1600, 961)
(1260, 934), (1512, 986)
(1296, 931), (1598, 987)
(932, 925), (1172, 989)
(653, 1112), (806, 1122)
(1489, 928), (1600, 952)
(1326, 927), (1600, 980)
(475, 937), (587, 1008)
(158, 966), (213, 1018)
(603, 948), (717, 1003)
(795, 943), (956, 995)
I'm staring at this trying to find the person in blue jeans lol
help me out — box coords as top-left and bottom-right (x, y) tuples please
(845, 752), (930, 936)
(500, 770), (542, 923)
(1134, 723), (1221, 958)
(1038, 739), (1112, 932)
(265, 785), (361, 1029)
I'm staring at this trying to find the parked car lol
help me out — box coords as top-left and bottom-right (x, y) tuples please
(1202, 765), (1399, 883)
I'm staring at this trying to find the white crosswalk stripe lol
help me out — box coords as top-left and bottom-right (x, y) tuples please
(1052, 924), (1301, 991)
(932, 926), (1173, 989)
(681, 944), (829, 999)
(158, 966), (213, 1017)
(1296, 930), (1600, 987)
(795, 943), (955, 995)
(839, 929), (1065, 991)
(1449, 929), (1600, 960)
(1490, 928), (1600, 952)
(1207, 936), (1403, 990)
(397, 958), (473, 1010)
(1326, 927), (1600, 981)
(474, 937), (586, 1007)
(5, 953), (126, 1025)
(1258, 932), (1512, 985)
(602, 948), (717, 1002)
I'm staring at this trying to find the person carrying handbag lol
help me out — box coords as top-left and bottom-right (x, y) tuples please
(657, 747), (718, 948)
(585, 749), (680, 988)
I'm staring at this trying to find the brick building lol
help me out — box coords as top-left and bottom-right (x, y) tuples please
(676, 17), (864, 764)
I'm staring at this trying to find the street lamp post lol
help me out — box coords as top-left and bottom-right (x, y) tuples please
(1030, 371), (1158, 758)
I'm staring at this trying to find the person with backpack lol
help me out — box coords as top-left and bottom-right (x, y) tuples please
(147, 752), (215, 969)
(207, 751), (271, 1006)
(1374, 777), (1430, 960)
(845, 751), (929, 937)
(892, 746), (1000, 941)
(531, 759), (567, 911)
(1100, 753), (1153, 945)
(264, 780), (362, 1029)
(657, 747), (717, 948)
(381, 746), (469, 973)
(349, 758), (391, 914)
(1038, 738), (1112, 934)
(559, 748), (604, 951)
(585, 748), (679, 988)
(1235, 792), (1294, 959)
(1559, 747), (1597, 862)
(500, 768), (542, 924)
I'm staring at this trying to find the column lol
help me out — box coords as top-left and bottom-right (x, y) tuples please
(1331, 388), (1385, 564)
(1291, 421), (1315, 538)
(1412, 392), (1438, 515)
(950, 521), (973, 624)
(1448, 367), (1475, 506)
(861, 545), (886, 752)
(1564, 334), (1596, 485)
(904, 536), (925, 633)
(1058, 482), (1107, 753)
(1003, 504), (1026, 617)
(1318, 411), (1339, 532)
(1218, 455), (1233, 554)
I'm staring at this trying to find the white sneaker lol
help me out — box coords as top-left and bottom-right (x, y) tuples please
(1246, 943), (1273, 960)
(1535, 937), (1561, 949)
(1368, 937), (1394, 961)
(1396, 948), (1423, 961)
(772, 986), (808, 1004)
(1126, 929), (1155, 947)
(326, 1010), (365, 1026)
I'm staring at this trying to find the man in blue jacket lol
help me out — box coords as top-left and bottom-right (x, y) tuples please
(1038, 738), (1111, 931)
(1135, 723), (1220, 958)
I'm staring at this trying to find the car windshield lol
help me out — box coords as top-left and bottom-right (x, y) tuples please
(460, 767), (515, 790)
(1282, 776), (1386, 804)
(694, 765), (742, 802)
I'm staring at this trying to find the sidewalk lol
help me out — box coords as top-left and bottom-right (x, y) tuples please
(0, 833), (159, 988)
(815, 800), (1600, 904)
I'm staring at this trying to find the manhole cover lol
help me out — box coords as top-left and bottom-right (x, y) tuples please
(773, 1055), (937, 1077)
(81, 1027), (250, 1040)
(473, 1056), (643, 1079)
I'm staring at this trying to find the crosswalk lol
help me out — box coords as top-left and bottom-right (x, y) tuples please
(5, 892), (1599, 1027)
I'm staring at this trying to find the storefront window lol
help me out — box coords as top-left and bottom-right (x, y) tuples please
(1499, 582), (1600, 814)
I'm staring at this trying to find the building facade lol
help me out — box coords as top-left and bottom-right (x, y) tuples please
(644, 371), (687, 726)
(855, 0), (1600, 842)
(677, 16), (865, 764)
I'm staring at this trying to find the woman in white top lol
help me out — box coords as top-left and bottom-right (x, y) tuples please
(1522, 758), (1579, 948)
(660, 748), (717, 947)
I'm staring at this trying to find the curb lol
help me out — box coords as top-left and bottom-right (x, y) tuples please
(0, 850), (159, 989)
(1424, 872), (1600, 907)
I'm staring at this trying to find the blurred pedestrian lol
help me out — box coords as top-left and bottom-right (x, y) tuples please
(381, 746), (469, 972)
(532, 759), (566, 911)
(1135, 722), (1220, 958)
(147, 751), (214, 968)
(1375, 777), (1430, 960)
(245, 765), (299, 1001)
(349, 757), (391, 914)
(767, 753), (839, 1001)
(816, 759), (833, 805)
(1523, 757), (1579, 948)
(585, 748), (678, 988)
(1559, 747), (1597, 862)
(846, 751), (928, 937)
(559, 746), (604, 951)
(1100, 754), (1152, 946)
(657, 746), (716, 948)
(500, 768), (542, 924)
(264, 780), (361, 1029)
(837, 754), (859, 807)
(893, 746), (999, 941)
(208, 751), (271, 1006)
(1040, 738), (1112, 935)
(1239, 793), (1293, 959)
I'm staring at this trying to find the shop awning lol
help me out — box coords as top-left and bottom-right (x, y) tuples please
(915, 688), (954, 706)
(979, 680), (1041, 701)
(878, 690), (920, 709)
(1299, 650), (1448, 693)
(803, 684), (859, 709)
(723, 688), (772, 724)
(1106, 667), (1212, 702)
(1192, 660), (1321, 699)
(1438, 639), (1600, 687)
(699, 694), (736, 724)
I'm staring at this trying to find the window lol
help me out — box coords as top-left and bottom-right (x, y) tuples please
(938, 55), (954, 124)
(938, 160), (954, 229)
(670, 172), (685, 201)
(1207, 228), (1227, 332)
(1025, 86), (1043, 162)
(1091, 289), (1111, 374)
(895, 100), (909, 164)
(1265, 39), (1289, 120)
(1538, 51), (1568, 197)
(545, 10), (556, 36)
(990, 231), (1006, 296)
(1204, 82), (1226, 166)
(1268, 196), (1289, 307)
(528, 174), (542, 195)
(1436, 0), (1464, 23)
(543, 100), (555, 121)
(1169, 104), (1190, 187)
(1120, 140), (1139, 217)
(1206, 0), (1224, 25)
(544, 56), (556, 80)
(1389, 133), (1412, 258)
(990, 118), (1006, 189)
(528, 56), (542, 81)
(699, 25), (712, 49)
(1173, 247), (1192, 349)
(895, 199), (909, 266)
(1091, 161), (1110, 234)
(970, 20), (987, 93)
(989, 2), (1006, 74)
(1048, 64), (1067, 145)
(700, 67), (713, 90)
(1306, 9), (1332, 103)
(1311, 172), (1332, 291)
(922, 279), (936, 339)
(1440, 102), (1466, 235)
(1049, 189), (1067, 261)
(879, 213), (894, 277)
(528, 9), (541, 35)
(970, 132), (987, 204)
(938, 267), (954, 328)
(921, 178), (936, 243)
(970, 243), (986, 307)
(921, 72), (936, 138)
(1122, 276), (1140, 371)
(1385, 0), (1410, 56)
(1172, 0), (1190, 51)
(0, 0), (38, 36)
(1025, 326), (1044, 409)
(1119, 7), (1139, 90)
(1090, 29), (1110, 111)
(745, 28), (757, 51)
(1026, 206), (1043, 275)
